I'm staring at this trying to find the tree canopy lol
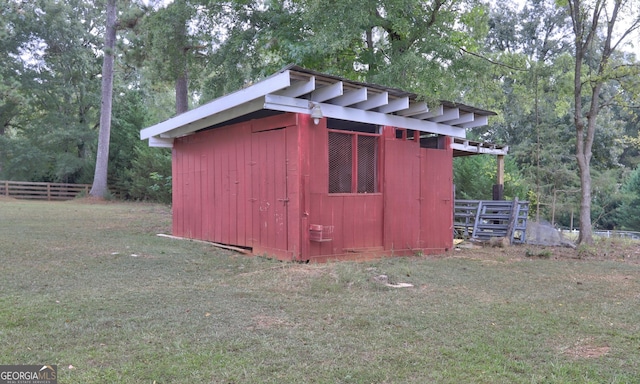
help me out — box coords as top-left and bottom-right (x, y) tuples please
(1, 0), (640, 234)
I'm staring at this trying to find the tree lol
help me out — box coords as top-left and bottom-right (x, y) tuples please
(203, 0), (495, 104)
(140, 0), (211, 114)
(90, 0), (118, 198)
(565, 0), (640, 244)
(0, 0), (105, 183)
(453, 155), (528, 200)
(617, 166), (640, 230)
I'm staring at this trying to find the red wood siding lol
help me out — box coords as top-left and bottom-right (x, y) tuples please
(172, 113), (299, 260)
(172, 123), (253, 244)
(420, 139), (454, 251)
(383, 137), (421, 251)
(382, 128), (453, 254)
(172, 113), (453, 261)
(305, 118), (384, 259)
(251, 128), (289, 255)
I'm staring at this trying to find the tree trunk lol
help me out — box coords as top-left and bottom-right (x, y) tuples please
(175, 69), (188, 115)
(576, 149), (593, 244)
(90, 0), (117, 198)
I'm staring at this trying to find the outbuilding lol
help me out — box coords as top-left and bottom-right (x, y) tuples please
(140, 65), (505, 262)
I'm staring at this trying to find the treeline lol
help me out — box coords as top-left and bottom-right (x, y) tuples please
(1, 0), (639, 230)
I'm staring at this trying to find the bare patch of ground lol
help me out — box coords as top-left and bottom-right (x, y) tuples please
(560, 338), (611, 359)
(249, 314), (293, 330)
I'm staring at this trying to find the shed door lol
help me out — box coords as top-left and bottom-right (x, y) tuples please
(383, 139), (421, 249)
(419, 148), (453, 249)
(251, 128), (289, 253)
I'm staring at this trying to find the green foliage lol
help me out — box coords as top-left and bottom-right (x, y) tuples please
(202, 0), (495, 103)
(0, 0), (103, 183)
(108, 88), (153, 192)
(525, 248), (552, 258)
(124, 145), (172, 204)
(0, 0), (638, 225)
(616, 166), (640, 231)
(453, 155), (528, 200)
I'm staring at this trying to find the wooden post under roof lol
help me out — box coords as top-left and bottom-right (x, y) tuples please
(493, 154), (505, 200)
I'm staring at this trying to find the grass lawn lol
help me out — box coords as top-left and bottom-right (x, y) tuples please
(1, 199), (640, 383)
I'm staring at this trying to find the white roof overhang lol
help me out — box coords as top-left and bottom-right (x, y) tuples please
(140, 65), (499, 148)
(451, 137), (509, 157)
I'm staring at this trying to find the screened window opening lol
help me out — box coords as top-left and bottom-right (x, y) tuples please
(329, 130), (379, 194)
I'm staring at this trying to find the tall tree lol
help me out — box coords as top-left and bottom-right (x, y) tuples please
(140, 0), (211, 114)
(565, 0), (640, 244)
(203, 0), (493, 103)
(90, 0), (118, 198)
(0, 0), (106, 183)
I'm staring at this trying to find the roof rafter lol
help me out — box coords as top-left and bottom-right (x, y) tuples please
(264, 94), (466, 137)
(141, 65), (498, 148)
(311, 81), (343, 102)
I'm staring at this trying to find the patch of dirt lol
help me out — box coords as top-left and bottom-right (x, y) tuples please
(561, 338), (611, 359)
(249, 315), (293, 330)
(71, 196), (115, 204)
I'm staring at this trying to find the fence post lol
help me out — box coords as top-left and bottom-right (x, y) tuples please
(4, 181), (8, 197)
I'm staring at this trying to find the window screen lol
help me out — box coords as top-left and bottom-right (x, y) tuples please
(357, 135), (378, 193)
(329, 130), (378, 194)
(329, 132), (353, 193)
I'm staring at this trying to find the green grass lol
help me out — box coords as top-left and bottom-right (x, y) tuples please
(1, 199), (640, 383)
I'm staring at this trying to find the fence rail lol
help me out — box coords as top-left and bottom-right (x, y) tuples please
(0, 180), (91, 201)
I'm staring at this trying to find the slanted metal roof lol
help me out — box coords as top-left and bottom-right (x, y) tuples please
(141, 65), (500, 149)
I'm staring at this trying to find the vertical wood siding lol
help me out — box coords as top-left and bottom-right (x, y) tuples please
(383, 137), (421, 251)
(383, 128), (454, 254)
(306, 118), (384, 259)
(420, 138), (454, 251)
(172, 113), (453, 261)
(172, 114), (298, 260)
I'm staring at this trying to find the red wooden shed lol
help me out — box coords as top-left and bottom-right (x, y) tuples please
(141, 65), (503, 262)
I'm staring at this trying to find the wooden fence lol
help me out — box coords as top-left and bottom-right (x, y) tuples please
(0, 180), (91, 201)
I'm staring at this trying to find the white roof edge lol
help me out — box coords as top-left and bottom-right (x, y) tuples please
(140, 70), (292, 140)
(140, 66), (497, 144)
(451, 141), (509, 156)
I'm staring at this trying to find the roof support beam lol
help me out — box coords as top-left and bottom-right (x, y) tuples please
(397, 102), (429, 117)
(414, 104), (443, 119)
(275, 77), (315, 97)
(429, 108), (459, 123)
(377, 97), (409, 113)
(451, 141), (509, 156)
(447, 113), (475, 126)
(149, 136), (174, 148)
(330, 87), (368, 106)
(263, 94), (466, 137)
(460, 115), (488, 128)
(311, 81), (343, 102)
(354, 92), (388, 110)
